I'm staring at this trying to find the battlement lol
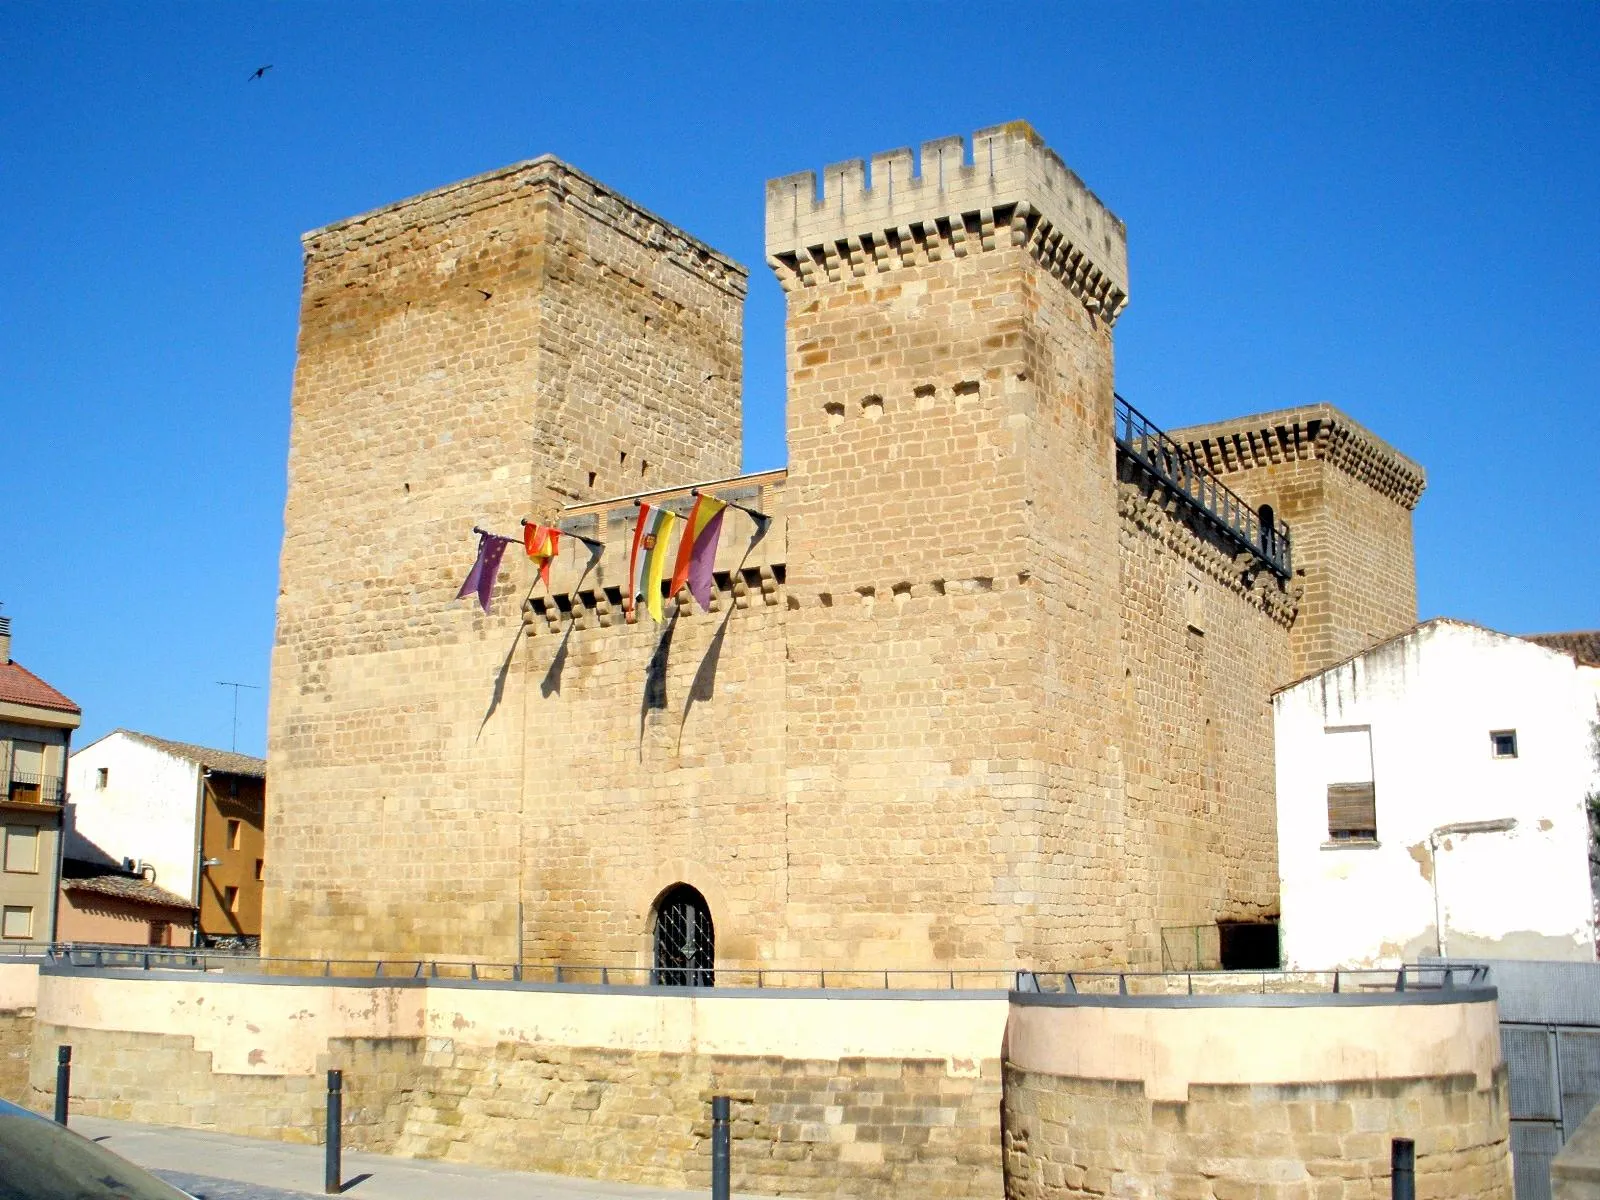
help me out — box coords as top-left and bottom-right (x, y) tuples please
(1172, 404), (1427, 510)
(301, 155), (748, 299)
(765, 121), (1128, 319)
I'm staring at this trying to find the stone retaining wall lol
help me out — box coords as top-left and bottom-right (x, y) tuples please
(29, 969), (1006, 1198)
(1003, 1067), (1510, 1199)
(0, 1008), (32, 1103)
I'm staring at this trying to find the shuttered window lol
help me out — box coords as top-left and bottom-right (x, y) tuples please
(1325, 727), (1377, 840)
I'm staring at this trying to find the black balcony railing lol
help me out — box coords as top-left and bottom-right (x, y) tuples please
(7, 771), (64, 805)
(1115, 395), (1292, 578)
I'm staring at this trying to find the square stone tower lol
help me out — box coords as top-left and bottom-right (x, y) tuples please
(767, 122), (1138, 965)
(265, 158), (746, 958)
(1172, 405), (1427, 679)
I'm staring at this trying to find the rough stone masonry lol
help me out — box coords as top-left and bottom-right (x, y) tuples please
(264, 121), (1427, 970)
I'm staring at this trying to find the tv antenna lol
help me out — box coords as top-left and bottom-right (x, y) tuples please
(216, 681), (261, 752)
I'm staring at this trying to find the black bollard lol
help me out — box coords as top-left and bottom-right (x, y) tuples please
(710, 1094), (730, 1200)
(324, 1069), (343, 1195)
(53, 1046), (71, 1126)
(1391, 1137), (1415, 1200)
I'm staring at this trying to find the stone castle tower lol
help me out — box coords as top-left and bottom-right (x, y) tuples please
(265, 123), (1425, 970)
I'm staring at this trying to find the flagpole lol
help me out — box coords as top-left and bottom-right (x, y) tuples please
(689, 487), (770, 524)
(518, 518), (603, 551)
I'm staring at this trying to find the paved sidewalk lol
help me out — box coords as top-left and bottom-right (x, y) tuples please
(71, 1115), (715, 1200)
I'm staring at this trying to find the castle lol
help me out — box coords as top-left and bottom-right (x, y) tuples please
(263, 121), (1426, 972)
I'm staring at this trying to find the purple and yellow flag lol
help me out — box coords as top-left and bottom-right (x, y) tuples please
(669, 494), (728, 613)
(627, 502), (679, 622)
(457, 531), (512, 614)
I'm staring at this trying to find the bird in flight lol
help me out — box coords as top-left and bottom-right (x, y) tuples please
(248, 65), (273, 82)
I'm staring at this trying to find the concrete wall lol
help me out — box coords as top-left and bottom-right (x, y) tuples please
(1, 806), (61, 946)
(198, 773), (265, 937)
(66, 733), (200, 904)
(1275, 620), (1599, 968)
(57, 890), (194, 947)
(28, 969), (1006, 1197)
(1004, 989), (1512, 1198)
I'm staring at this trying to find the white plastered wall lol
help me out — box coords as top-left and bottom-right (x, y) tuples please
(64, 734), (200, 905)
(1274, 621), (1598, 969)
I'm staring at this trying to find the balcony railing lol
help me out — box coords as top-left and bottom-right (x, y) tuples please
(7, 771), (63, 806)
(1115, 395), (1292, 578)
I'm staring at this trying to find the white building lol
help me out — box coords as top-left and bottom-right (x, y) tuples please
(1274, 618), (1599, 969)
(64, 730), (267, 942)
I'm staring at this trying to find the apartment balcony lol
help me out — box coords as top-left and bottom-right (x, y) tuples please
(5, 770), (64, 809)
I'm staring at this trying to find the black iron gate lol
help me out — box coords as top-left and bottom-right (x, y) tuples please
(653, 884), (714, 987)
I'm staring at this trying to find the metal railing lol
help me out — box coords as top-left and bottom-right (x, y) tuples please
(24, 944), (1016, 990)
(1019, 964), (1490, 997)
(1115, 395), (1292, 578)
(6, 771), (64, 805)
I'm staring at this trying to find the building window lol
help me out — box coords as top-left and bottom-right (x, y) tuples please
(1, 906), (33, 940)
(149, 922), (171, 948)
(1490, 730), (1518, 759)
(8, 740), (46, 805)
(227, 819), (242, 850)
(96, 767), (108, 788)
(254, 859), (264, 882)
(224, 886), (240, 915)
(3, 827), (39, 874)
(1325, 726), (1377, 841)
(652, 884), (714, 987)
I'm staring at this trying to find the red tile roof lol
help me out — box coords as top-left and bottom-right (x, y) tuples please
(0, 660), (80, 714)
(1525, 631), (1600, 668)
(63, 872), (196, 911)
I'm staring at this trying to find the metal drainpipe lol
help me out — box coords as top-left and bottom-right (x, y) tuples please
(190, 768), (209, 947)
(1429, 831), (1446, 960)
(49, 729), (72, 945)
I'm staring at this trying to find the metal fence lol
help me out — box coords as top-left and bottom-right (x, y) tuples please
(1439, 959), (1600, 1200)
(1115, 394), (1293, 578)
(1020, 964), (1488, 998)
(14, 943), (1015, 991)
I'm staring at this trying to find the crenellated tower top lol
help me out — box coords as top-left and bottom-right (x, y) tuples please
(765, 121), (1128, 321)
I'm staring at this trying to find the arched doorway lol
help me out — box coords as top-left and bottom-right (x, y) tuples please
(652, 884), (714, 987)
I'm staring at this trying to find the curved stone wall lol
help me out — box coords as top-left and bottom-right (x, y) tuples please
(1003, 980), (1513, 1199)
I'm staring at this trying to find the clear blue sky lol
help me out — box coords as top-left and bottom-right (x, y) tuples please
(3, 4), (1596, 759)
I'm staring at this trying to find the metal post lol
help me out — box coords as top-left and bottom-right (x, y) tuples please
(54, 1045), (70, 1125)
(1391, 1137), (1415, 1200)
(324, 1069), (343, 1194)
(710, 1095), (730, 1200)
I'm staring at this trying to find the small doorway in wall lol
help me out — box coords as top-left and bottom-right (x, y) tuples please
(1218, 919), (1280, 970)
(652, 884), (714, 987)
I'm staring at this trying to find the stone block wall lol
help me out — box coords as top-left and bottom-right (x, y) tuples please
(26, 969), (1009, 1198)
(398, 1042), (1000, 1197)
(1003, 987), (1512, 1200)
(0, 1008), (33, 1103)
(1175, 405), (1425, 681)
(1115, 471), (1296, 964)
(266, 155), (746, 962)
(1003, 1068), (1511, 1199)
(263, 125), (1426, 972)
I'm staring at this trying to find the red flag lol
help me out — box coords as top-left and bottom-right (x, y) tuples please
(523, 523), (561, 589)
